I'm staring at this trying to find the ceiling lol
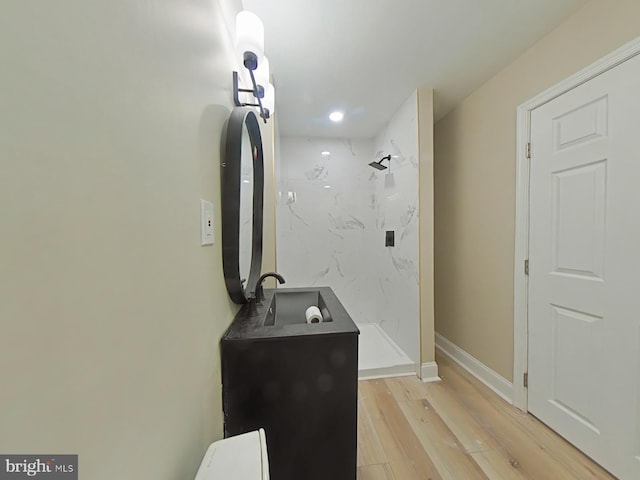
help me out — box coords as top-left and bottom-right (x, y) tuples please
(242, 0), (588, 138)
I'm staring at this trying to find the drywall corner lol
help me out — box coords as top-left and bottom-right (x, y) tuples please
(418, 86), (435, 366)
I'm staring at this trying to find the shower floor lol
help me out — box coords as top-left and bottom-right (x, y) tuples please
(357, 323), (415, 380)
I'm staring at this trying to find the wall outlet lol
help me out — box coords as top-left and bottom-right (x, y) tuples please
(201, 200), (214, 246)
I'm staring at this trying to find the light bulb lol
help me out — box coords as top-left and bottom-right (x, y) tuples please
(329, 111), (344, 122)
(262, 83), (275, 115)
(236, 11), (264, 70)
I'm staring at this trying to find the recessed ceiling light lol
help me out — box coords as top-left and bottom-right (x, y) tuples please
(324, 185), (331, 189)
(329, 111), (344, 122)
(321, 151), (331, 156)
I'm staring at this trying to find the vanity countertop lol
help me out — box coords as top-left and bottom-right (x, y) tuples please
(222, 286), (359, 342)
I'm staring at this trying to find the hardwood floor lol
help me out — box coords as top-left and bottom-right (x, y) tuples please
(356, 352), (616, 480)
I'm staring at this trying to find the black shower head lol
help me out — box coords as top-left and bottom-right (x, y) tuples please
(368, 154), (391, 171)
(368, 161), (387, 170)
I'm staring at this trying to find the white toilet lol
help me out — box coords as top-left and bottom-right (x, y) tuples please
(194, 429), (269, 480)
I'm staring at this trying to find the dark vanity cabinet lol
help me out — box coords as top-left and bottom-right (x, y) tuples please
(219, 110), (359, 478)
(221, 287), (359, 480)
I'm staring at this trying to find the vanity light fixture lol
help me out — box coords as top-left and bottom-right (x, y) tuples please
(233, 11), (274, 122)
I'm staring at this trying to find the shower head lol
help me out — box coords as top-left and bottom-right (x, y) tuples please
(368, 161), (387, 170)
(368, 155), (391, 170)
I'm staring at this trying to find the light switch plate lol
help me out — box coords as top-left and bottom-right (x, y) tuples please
(201, 200), (214, 246)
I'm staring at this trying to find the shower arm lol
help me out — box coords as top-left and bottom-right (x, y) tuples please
(374, 155), (392, 167)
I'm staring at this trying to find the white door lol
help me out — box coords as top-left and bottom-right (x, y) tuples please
(528, 53), (640, 480)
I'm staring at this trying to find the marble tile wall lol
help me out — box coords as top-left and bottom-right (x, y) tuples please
(275, 91), (420, 364)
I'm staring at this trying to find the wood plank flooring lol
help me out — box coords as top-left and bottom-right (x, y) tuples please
(357, 352), (616, 480)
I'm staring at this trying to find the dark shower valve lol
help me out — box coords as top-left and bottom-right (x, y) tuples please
(385, 230), (395, 247)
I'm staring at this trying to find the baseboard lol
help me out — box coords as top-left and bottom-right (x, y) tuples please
(358, 364), (416, 381)
(435, 333), (513, 404)
(420, 362), (441, 383)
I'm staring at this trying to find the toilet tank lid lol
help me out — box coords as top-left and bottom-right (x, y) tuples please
(194, 428), (269, 480)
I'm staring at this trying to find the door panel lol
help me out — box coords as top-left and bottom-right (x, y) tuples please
(529, 52), (640, 480)
(549, 305), (603, 434)
(553, 95), (608, 150)
(551, 160), (607, 278)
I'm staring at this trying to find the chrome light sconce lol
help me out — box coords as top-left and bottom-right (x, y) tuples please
(233, 11), (275, 123)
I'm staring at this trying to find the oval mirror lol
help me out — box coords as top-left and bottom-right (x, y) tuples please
(221, 107), (264, 304)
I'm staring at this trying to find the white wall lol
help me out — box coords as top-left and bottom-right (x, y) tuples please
(275, 92), (420, 363)
(0, 1), (276, 478)
(371, 92), (421, 362)
(276, 137), (378, 322)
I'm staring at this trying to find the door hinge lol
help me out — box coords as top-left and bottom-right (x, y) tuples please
(523, 372), (528, 388)
(524, 259), (529, 276)
(526, 142), (532, 159)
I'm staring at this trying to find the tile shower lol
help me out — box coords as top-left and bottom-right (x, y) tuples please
(275, 92), (420, 378)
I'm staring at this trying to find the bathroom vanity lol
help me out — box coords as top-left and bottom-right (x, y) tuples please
(219, 109), (358, 478)
(221, 287), (359, 480)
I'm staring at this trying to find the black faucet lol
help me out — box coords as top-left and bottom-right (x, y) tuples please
(246, 292), (259, 316)
(255, 272), (286, 303)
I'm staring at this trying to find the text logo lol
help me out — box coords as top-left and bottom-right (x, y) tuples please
(0, 456), (77, 479)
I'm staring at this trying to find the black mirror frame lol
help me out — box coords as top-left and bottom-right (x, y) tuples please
(221, 107), (264, 304)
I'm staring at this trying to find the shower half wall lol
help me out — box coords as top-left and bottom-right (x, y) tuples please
(274, 92), (420, 377)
